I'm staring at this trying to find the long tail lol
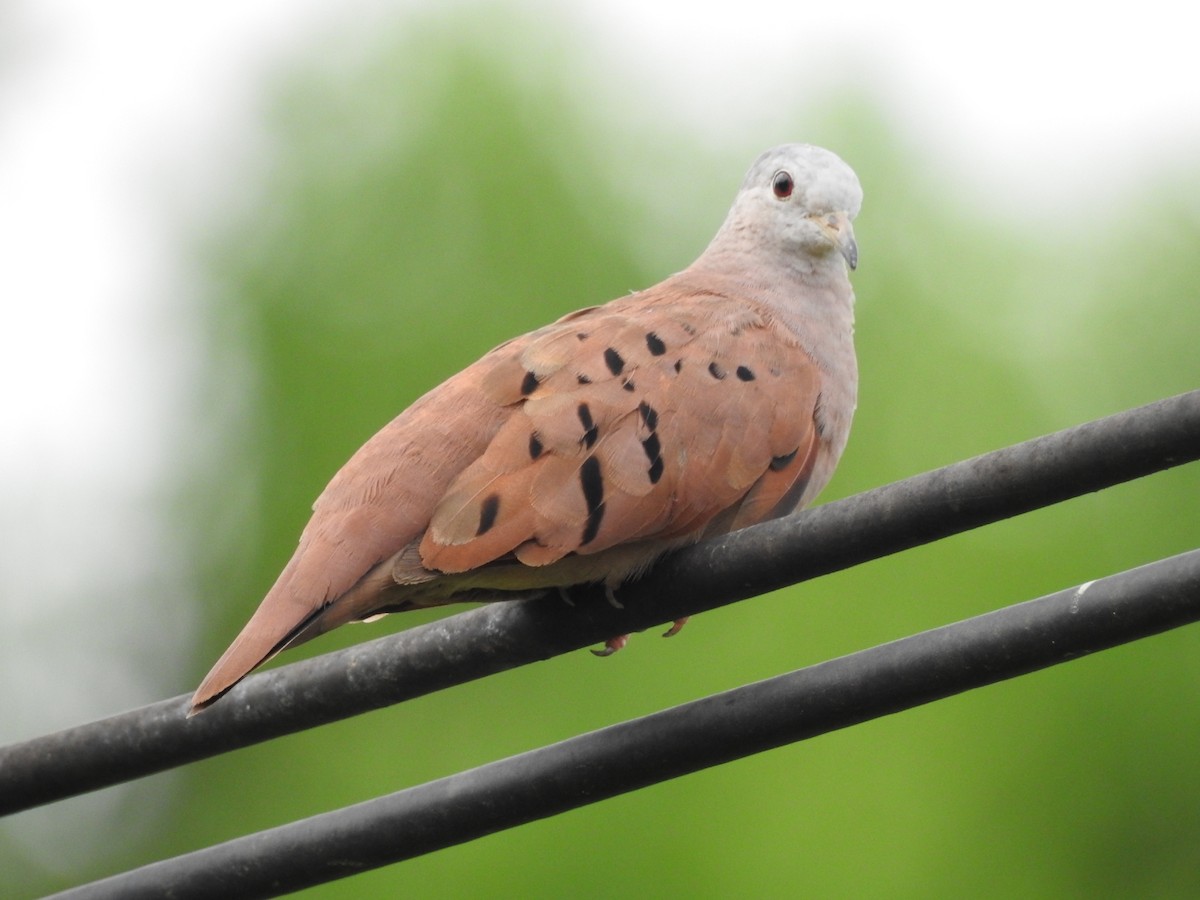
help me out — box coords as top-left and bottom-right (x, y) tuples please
(188, 558), (321, 714)
(188, 552), (409, 714)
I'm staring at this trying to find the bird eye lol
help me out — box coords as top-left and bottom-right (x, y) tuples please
(772, 170), (794, 199)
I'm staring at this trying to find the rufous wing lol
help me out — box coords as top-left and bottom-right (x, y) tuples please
(419, 288), (823, 571)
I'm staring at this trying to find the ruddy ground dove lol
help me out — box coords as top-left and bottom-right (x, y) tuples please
(190, 143), (862, 713)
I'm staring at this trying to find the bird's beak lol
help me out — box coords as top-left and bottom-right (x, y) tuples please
(813, 211), (858, 271)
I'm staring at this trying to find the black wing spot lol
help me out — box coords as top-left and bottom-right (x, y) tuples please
(476, 494), (501, 535)
(577, 373), (592, 385)
(577, 403), (599, 449)
(646, 332), (667, 355)
(708, 362), (726, 380)
(648, 455), (664, 484)
(580, 457), (605, 545)
(770, 449), (798, 471)
(641, 432), (664, 484)
(603, 347), (625, 376)
(529, 433), (544, 459)
(673, 359), (683, 373)
(576, 332), (589, 341)
(638, 401), (659, 431)
(520, 370), (540, 396)
(638, 402), (663, 484)
(735, 365), (756, 382)
(622, 379), (636, 392)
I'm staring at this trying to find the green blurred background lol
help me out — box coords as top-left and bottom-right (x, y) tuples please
(4, 6), (1200, 898)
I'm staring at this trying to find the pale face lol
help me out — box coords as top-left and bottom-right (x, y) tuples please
(729, 144), (862, 270)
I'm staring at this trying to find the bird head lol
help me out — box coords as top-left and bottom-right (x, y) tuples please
(716, 143), (862, 273)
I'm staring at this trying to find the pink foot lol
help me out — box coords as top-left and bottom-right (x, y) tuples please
(662, 617), (689, 638)
(592, 633), (629, 657)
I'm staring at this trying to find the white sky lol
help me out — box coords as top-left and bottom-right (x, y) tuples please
(1, 0), (1196, 871)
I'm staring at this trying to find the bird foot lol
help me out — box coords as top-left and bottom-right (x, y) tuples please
(592, 633), (629, 657)
(662, 617), (689, 638)
(592, 617), (689, 656)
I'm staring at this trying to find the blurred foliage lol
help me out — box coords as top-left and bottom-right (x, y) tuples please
(9, 6), (1200, 898)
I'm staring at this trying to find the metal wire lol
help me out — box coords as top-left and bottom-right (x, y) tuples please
(51, 549), (1200, 899)
(2, 389), (1198, 818)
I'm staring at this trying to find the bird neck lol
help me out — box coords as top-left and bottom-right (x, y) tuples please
(671, 244), (857, 383)
(700, 218), (850, 285)
(682, 242), (855, 325)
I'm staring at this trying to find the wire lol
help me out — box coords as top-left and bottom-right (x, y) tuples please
(51, 549), (1200, 899)
(1, 389), (1198, 817)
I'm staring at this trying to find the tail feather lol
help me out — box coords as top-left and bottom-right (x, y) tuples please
(188, 552), (407, 714)
(188, 595), (319, 714)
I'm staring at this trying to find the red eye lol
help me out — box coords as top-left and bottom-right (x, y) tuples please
(772, 170), (794, 199)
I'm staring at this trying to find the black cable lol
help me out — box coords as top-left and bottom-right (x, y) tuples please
(1, 389), (1198, 816)
(51, 549), (1200, 899)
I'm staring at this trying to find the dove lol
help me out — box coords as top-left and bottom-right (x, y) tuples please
(190, 143), (862, 713)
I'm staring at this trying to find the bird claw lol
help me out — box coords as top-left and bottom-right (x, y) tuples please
(592, 587), (685, 655)
(593, 616), (688, 656)
(662, 617), (689, 638)
(592, 633), (629, 657)
(604, 584), (624, 609)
